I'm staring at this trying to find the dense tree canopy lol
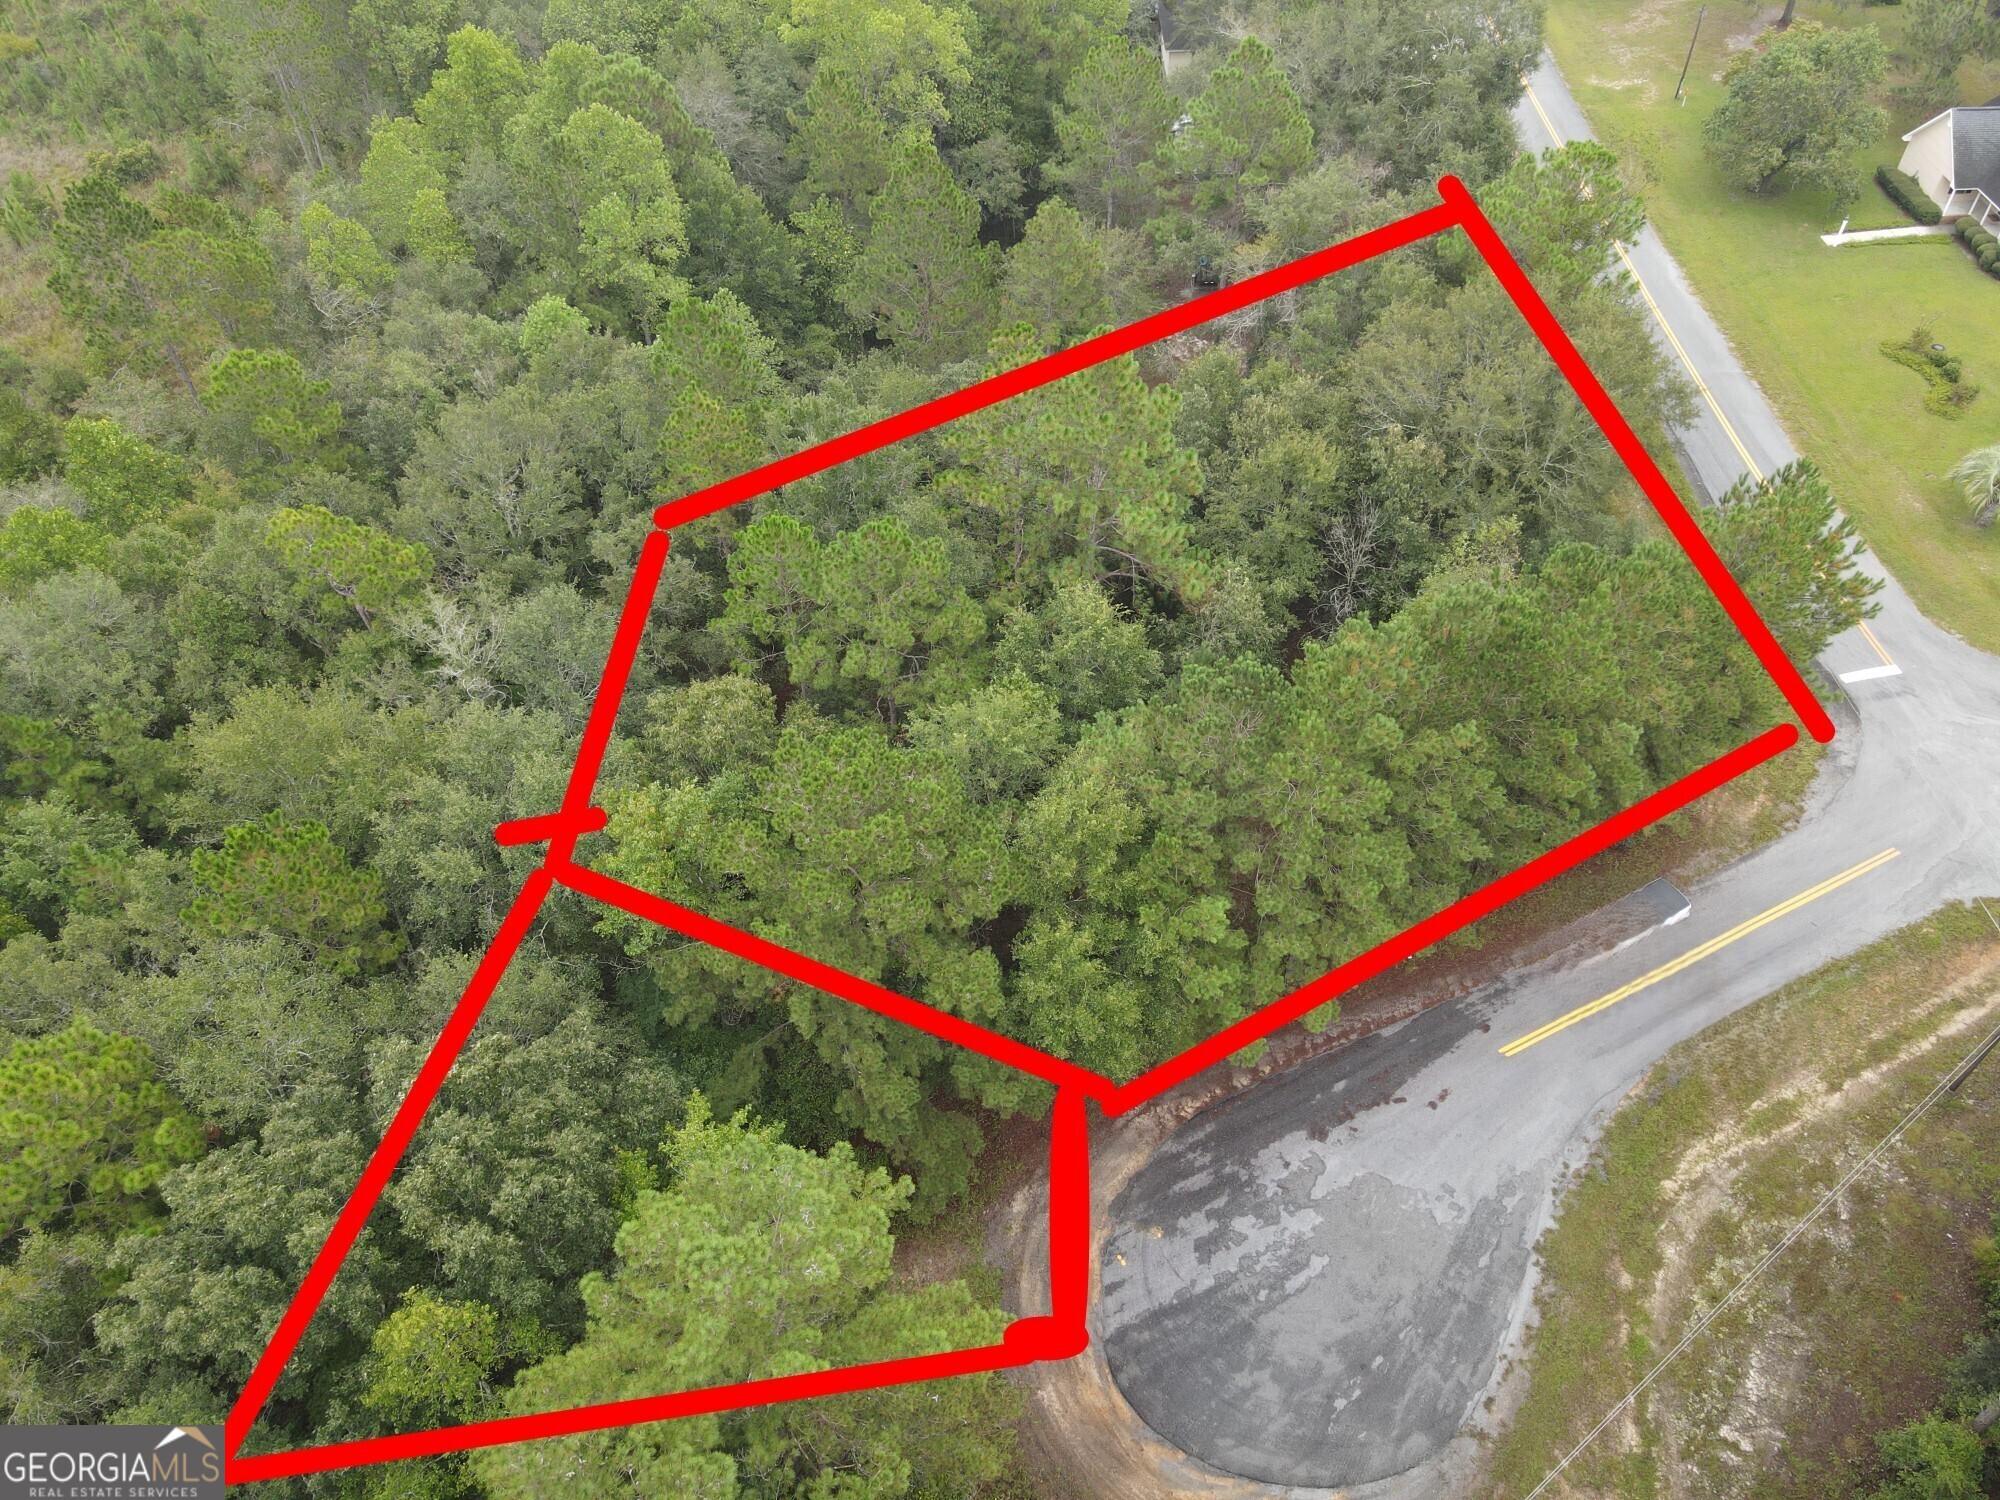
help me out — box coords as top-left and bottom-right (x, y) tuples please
(0, 0), (1879, 1492)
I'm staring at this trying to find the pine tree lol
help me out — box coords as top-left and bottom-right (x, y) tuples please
(721, 514), (985, 724)
(265, 504), (432, 630)
(1047, 40), (1175, 229)
(184, 812), (403, 975)
(839, 134), (995, 366)
(1178, 36), (1313, 207)
(652, 291), (780, 499)
(474, 1100), (1014, 1499)
(999, 199), (1112, 350)
(791, 69), (899, 225)
(782, 0), (972, 128)
(942, 326), (1205, 598)
(0, 1022), (203, 1239)
(1702, 459), (1880, 668)
(206, 349), (344, 467)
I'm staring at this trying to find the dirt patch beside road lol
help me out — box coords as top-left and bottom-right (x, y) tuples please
(1480, 901), (2000, 1500)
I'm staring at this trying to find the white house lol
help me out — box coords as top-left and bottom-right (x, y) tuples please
(1897, 98), (2000, 226)
(1156, 0), (1193, 77)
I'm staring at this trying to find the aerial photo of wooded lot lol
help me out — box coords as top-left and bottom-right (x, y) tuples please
(7, 0), (1989, 1495)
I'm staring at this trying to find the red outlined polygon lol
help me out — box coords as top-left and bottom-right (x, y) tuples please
(222, 175), (1833, 1485)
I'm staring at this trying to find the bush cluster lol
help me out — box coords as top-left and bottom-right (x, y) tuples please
(1880, 327), (1981, 417)
(1955, 216), (2000, 278)
(1875, 164), (1942, 224)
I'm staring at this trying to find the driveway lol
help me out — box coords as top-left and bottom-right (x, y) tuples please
(1090, 54), (2000, 1491)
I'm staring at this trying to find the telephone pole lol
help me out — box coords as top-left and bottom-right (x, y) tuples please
(1674, 5), (1707, 103)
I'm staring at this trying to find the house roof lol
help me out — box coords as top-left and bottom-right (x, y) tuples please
(1953, 107), (2000, 203)
(1157, 0), (1189, 53)
(1900, 104), (2000, 203)
(1904, 107), (1953, 140)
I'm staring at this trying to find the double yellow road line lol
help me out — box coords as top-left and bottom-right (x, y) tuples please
(1518, 75), (1766, 482)
(1500, 849), (1902, 1056)
(1517, 71), (1899, 677)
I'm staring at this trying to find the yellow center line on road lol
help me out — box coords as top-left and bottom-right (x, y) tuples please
(1499, 848), (1902, 1057)
(1518, 73), (1901, 677)
(1522, 72), (1563, 144)
(1610, 242), (1766, 481)
(1518, 77), (1767, 482)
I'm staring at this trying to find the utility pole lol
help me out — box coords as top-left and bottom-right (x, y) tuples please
(1674, 4), (1706, 104)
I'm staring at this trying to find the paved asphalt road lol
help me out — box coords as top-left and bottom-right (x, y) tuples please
(1096, 55), (2000, 1490)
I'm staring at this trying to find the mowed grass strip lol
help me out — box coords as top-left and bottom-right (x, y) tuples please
(1481, 902), (2000, 1499)
(1544, 0), (2000, 652)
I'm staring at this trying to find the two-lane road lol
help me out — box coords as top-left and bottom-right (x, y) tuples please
(1094, 56), (2000, 1492)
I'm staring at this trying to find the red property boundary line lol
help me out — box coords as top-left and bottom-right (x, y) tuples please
(223, 175), (1833, 1484)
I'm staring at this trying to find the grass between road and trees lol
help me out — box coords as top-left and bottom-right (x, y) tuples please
(1542, 0), (2000, 651)
(1482, 901), (2000, 1500)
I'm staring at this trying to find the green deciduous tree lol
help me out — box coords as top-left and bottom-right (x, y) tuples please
(359, 117), (470, 262)
(62, 417), (191, 534)
(367, 1005), (684, 1333)
(991, 581), (1160, 723)
(1704, 21), (1886, 204)
(97, 1080), (393, 1419)
(0, 510), (110, 596)
(1345, 279), (1654, 551)
(415, 26), (532, 165)
(349, 0), (461, 102)
(1870, 1414), (1986, 1500)
(363, 1289), (502, 1430)
(301, 202), (396, 298)
(0, 1230), (118, 1422)
(184, 812), (402, 976)
(0, 570), (165, 731)
(0, 1022), (202, 1239)
(391, 390), (584, 589)
(905, 672), (1064, 803)
(505, 83), (691, 333)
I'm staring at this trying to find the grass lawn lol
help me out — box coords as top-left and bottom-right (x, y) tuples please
(1542, 0), (2000, 652)
(1480, 901), (2000, 1499)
